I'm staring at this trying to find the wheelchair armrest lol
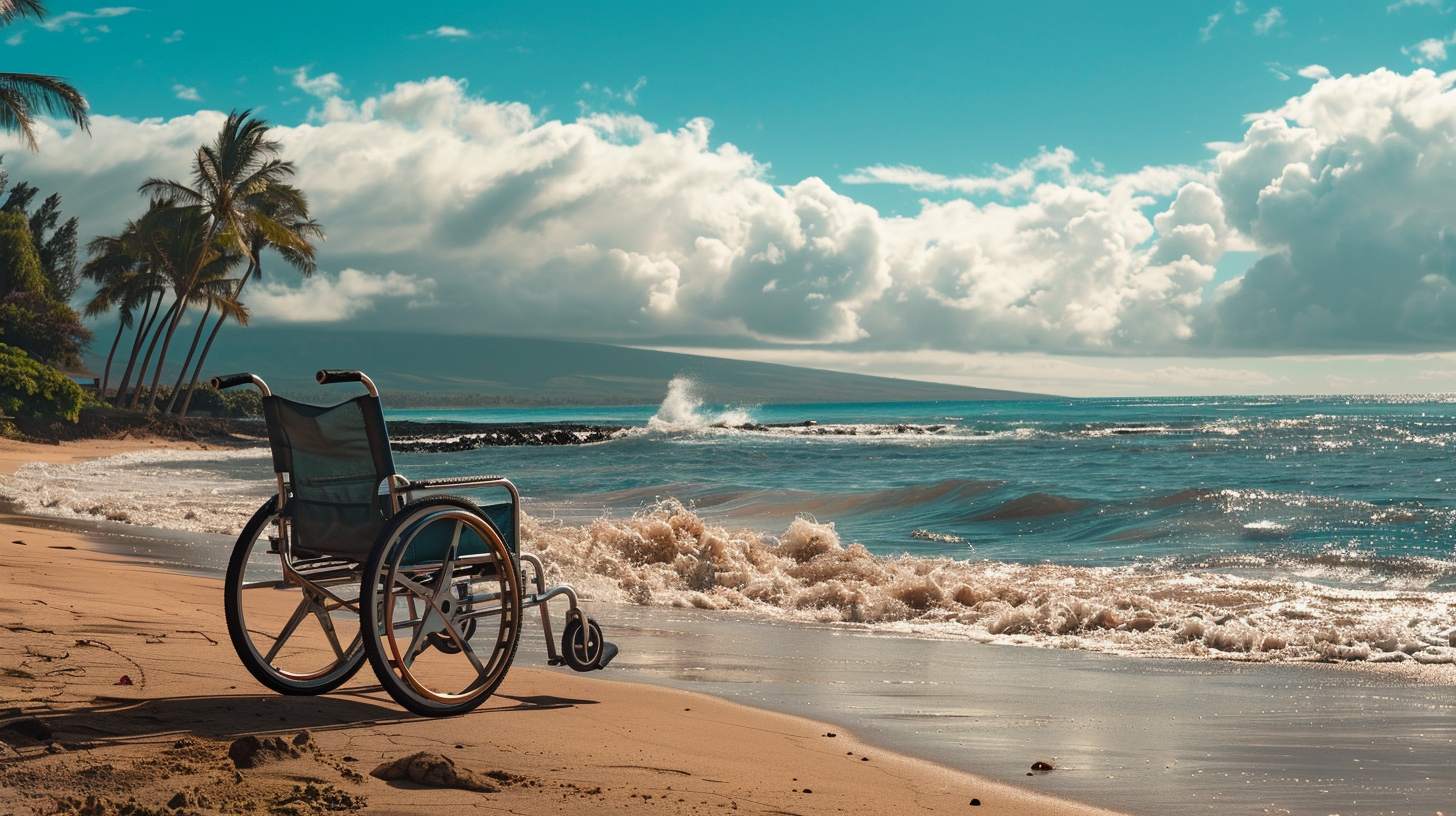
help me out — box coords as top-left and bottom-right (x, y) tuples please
(404, 475), (506, 490)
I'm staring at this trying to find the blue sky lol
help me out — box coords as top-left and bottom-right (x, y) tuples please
(13, 1), (1456, 396)
(25, 1), (1450, 203)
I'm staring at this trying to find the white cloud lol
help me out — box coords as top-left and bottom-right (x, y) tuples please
(285, 66), (342, 99)
(172, 84), (201, 102)
(1389, 0), (1445, 11)
(426, 25), (472, 39)
(15, 68), (1456, 357)
(36, 6), (138, 31)
(578, 77), (648, 110)
(1297, 64), (1331, 80)
(248, 269), (436, 322)
(1201, 13), (1223, 42)
(842, 146), (1121, 197)
(163, 29), (183, 43)
(1254, 7), (1285, 34)
(1234, 1), (1249, 12)
(1204, 67), (1456, 349)
(1404, 32), (1456, 64)
(5, 31), (22, 46)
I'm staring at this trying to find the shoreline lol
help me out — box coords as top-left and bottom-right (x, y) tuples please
(0, 436), (1128, 816)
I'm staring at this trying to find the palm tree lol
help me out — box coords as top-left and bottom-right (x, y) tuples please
(82, 218), (158, 401)
(141, 110), (303, 260)
(175, 184), (321, 416)
(133, 203), (242, 413)
(0, 1), (90, 150)
(140, 111), (320, 415)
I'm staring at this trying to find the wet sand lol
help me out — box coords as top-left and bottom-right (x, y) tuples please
(0, 438), (1127, 816)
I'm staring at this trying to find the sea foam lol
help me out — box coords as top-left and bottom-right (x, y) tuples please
(524, 498), (1456, 666)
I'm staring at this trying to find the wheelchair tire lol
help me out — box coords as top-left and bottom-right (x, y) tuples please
(561, 616), (609, 672)
(224, 498), (367, 695)
(361, 496), (522, 717)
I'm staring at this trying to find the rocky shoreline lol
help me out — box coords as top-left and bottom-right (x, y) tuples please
(387, 421), (628, 452)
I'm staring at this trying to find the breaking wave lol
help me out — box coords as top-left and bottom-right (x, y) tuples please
(646, 376), (754, 431)
(527, 499), (1456, 666)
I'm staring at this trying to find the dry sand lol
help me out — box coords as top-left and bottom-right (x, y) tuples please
(0, 438), (1129, 816)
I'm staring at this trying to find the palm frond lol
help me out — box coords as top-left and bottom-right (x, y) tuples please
(0, 73), (88, 149)
(0, 1), (47, 26)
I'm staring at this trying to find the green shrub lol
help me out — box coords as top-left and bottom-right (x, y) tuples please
(126, 382), (262, 418)
(0, 342), (84, 422)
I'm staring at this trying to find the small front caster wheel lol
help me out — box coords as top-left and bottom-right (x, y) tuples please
(561, 616), (616, 671)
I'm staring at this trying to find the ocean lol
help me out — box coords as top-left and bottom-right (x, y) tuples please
(7, 377), (1456, 814)
(11, 377), (1454, 667)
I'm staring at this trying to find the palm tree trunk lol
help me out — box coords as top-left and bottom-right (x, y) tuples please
(164, 299), (213, 416)
(143, 300), (189, 413)
(98, 320), (126, 400)
(178, 273), (250, 418)
(128, 297), (179, 411)
(178, 311), (224, 418)
(113, 290), (161, 409)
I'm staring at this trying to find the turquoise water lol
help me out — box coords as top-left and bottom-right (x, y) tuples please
(390, 390), (1456, 589)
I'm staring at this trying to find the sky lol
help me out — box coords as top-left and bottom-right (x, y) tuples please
(10, 1), (1456, 396)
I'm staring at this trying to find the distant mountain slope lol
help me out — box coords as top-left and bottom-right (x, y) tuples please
(99, 327), (1051, 405)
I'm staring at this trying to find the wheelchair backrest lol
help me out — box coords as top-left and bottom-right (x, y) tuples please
(261, 393), (396, 560)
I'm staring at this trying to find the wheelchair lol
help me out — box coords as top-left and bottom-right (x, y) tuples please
(214, 369), (616, 717)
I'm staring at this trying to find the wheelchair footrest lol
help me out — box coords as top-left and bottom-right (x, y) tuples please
(598, 641), (618, 669)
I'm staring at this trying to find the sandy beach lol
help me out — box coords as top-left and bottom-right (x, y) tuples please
(0, 437), (1128, 816)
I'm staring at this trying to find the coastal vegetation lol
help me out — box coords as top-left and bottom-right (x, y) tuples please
(0, 0), (96, 433)
(0, 4), (315, 434)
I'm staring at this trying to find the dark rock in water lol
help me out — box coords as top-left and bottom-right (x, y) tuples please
(370, 751), (499, 792)
(973, 493), (1092, 521)
(388, 421), (626, 453)
(1031, 760), (1055, 771)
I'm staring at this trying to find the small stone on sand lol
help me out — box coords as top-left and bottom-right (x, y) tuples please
(370, 751), (500, 793)
(229, 733), (313, 768)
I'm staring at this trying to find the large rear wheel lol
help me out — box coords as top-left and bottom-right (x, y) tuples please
(224, 499), (366, 694)
(361, 496), (522, 717)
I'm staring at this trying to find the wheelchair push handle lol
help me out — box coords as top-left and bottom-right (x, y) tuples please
(211, 373), (271, 396)
(316, 369), (379, 397)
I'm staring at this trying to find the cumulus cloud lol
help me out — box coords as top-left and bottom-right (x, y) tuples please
(163, 29), (183, 43)
(12, 67), (1456, 355)
(248, 269), (436, 322)
(1404, 32), (1456, 64)
(1203, 68), (1456, 349)
(1297, 64), (1331, 80)
(1254, 7), (1285, 34)
(285, 66), (343, 99)
(173, 84), (201, 101)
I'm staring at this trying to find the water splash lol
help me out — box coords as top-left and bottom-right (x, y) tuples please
(646, 376), (754, 431)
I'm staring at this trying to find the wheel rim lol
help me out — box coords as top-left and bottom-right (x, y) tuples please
(229, 507), (364, 687)
(373, 508), (520, 709)
(566, 619), (602, 668)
